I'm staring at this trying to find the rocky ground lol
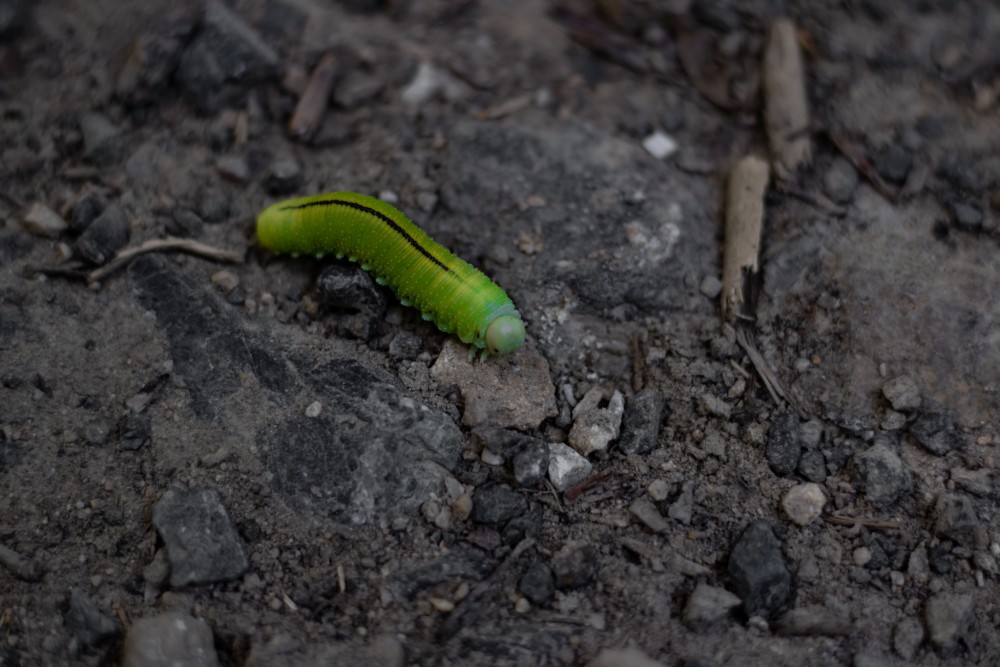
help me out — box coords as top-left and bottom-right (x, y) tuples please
(1, 0), (999, 665)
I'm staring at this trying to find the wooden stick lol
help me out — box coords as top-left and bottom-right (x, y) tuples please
(288, 50), (338, 141)
(721, 155), (769, 324)
(88, 238), (244, 284)
(763, 20), (811, 180)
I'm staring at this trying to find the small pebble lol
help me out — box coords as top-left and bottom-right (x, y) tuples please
(925, 592), (973, 655)
(210, 270), (239, 292)
(949, 200), (983, 231)
(647, 479), (670, 502)
(682, 582), (741, 629)
(267, 156), (303, 195)
(781, 483), (826, 526)
(629, 498), (668, 533)
(76, 203), (129, 265)
(823, 157), (858, 204)
(853, 546), (872, 566)
(881, 376), (921, 411)
(699, 275), (723, 299)
(642, 131), (678, 159)
(304, 401), (322, 418)
(216, 155), (249, 183)
(22, 203), (68, 238)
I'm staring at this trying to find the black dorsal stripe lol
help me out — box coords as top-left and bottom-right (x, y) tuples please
(282, 198), (453, 274)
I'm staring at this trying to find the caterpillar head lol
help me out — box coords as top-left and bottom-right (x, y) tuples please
(485, 315), (525, 356)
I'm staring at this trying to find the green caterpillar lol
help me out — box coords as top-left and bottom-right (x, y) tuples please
(257, 192), (525, 357)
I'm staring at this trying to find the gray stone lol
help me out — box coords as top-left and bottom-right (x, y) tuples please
(775, 606), (851, 636)
(519, 562), (555, 605)
(512, 438), (549, 487)
(152, 487), (248, 587)
(932, 492), (982, 547)
(80, 112), (123, 166)
(823, 157), (858, 204)
(766, 411), (802, 477)
(876, 145), (912, 183)
(667, 481), (694, 525)
(925, 592), (973, 655)
(798, 448), (827, 482)
(682, 582), (740, 629)
(198, 190), (229, 223)
(76, 203), (129, 265)
(908, 412), (961, 455)
(618, 389), (664, 455)
(333, 71), (385, 109)
(64, 589), (119, 650)
(176, 1), (278, 113)
(727, 522), (791, 618)
(122, 612), (220, 667)
(388, 331), (422, 361)
(629, 497), (668, 533)
(216, 155), (249, 183)
(551, 544), (595, 590)
(853, 442), (910, 507)
(950, 200), (983, 231)
(881, 376), (921, 411)
(893, 616), (924, 660)
(266, 156), (303, 195)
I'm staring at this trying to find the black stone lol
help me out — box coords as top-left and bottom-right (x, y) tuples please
(766, 410), (802, 477)
(470, 482), (528, 526)
(908, 412), (960, 456)
(797, 448), (827, 483)
(69, 192), (105, 234)
(875, 145), (912, 183)
(64, 589), (119, 651)
(519, 562), (555, 605)
(120, 412), (151, 451)
(728, 522), (791, 618)
(76, 203), (129, 266)
(618, 388), (664, 455)
(512, 439), (549, 487)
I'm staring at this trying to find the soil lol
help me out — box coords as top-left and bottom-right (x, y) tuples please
(1, 0), (999, 666)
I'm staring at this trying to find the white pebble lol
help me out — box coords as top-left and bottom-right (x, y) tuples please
(304, 401), (322, 418)
(781, 483), (826, 526)
(642, 131), (679, 159)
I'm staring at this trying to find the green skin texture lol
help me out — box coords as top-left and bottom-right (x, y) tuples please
(257, 192), (525, 356)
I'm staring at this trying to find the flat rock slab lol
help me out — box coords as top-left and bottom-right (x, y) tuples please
(431, 340), (557, 430)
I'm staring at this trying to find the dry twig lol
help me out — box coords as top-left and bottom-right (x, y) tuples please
(763, 19), (811, 180)
(721, 155), (769, 323)
(88, 238), (244, 284)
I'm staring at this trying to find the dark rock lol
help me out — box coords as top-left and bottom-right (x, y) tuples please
(79, 112), (123, 166)
(501, 505), (542, 546)
(875, 145), (911, 183)
(121, 612), (220, 667)
(928, 541), (953, 574)
(727, 521), (791, 618)
(618, 388), (664, 455)
(766, 410), (802, 477)
(316, 263), (385, 316)
(0, 0), (30, 39)
(932, 493), (981, 547)
(798, 448), (827, 483)
(64, 589), (119, 651)
(551, 544), (596, 590)
(170, 207), (204, 237)
(512, 439), (549, 487)
(130, 255), (298, 414)
(908, 412), (960, 455)
(69, 192), (106, 234)
(692, 0), (740, 31)
(102, 506), (124, 526)
(198, 190), (230, 223)
(949, 200), (983, 231)
(852, 441), (910, 507)
(823, 157), (858, 204)
(936, 158), (982, 193)
(387, 331), (422, 361)
(925, 592), (973, 656)
(392, 547), (492, 599)
(470, 482), (528, 526)
(176, 1), (279, 114)
(916, 115), (946, 140)
(265, 156), (303, 195)
(471, 426), (528, 459)
(120, 412), (151, 451)
(152, 487), (249, 587)
(76, 203), (129, 265)
(115, 9), (195, 105)
(519, 562), (555, 605)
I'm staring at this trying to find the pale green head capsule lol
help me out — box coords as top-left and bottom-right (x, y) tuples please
(485, 315), (525, 356)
